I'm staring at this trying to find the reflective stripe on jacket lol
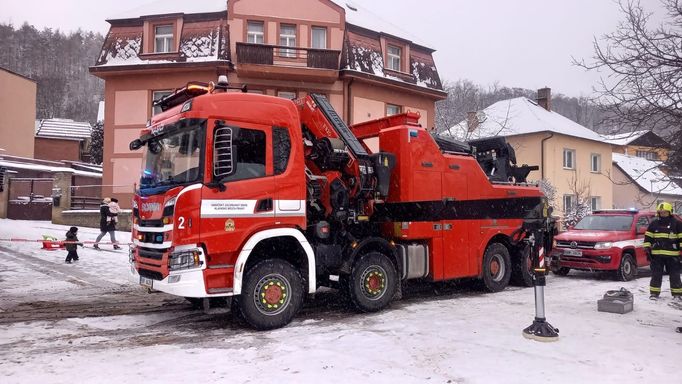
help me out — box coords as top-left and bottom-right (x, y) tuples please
(643, 217), (682, 257)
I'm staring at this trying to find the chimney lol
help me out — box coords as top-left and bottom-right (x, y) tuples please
(537, 87), (552, 111)
(467, 111), (478, 132)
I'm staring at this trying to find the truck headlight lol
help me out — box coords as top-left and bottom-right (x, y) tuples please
(168, 248), (203, 271)
(594, 242), (613, 250)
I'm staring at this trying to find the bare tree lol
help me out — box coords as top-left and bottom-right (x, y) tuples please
(575, 0), (682, 170)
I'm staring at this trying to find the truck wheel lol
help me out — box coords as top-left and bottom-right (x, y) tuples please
(616, 253), (637, 281)
(511, 245), (533, 287)
(481, 243), (511, 292)
(235, 259), (304, 330)
(347, 252), (398, 312)
(551, 265), (570, 276)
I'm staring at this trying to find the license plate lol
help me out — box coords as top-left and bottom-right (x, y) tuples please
(564, 249), (582, 257)
(140, 276), (153, 288)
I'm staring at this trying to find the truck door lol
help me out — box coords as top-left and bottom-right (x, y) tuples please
(634, 215), (651, 265)
(272, 126), (306, 226)
(201, 124), (276, 264)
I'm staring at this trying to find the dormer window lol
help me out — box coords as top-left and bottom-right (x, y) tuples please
(387, 45), (401, 71)
(154, 25), (174, 53)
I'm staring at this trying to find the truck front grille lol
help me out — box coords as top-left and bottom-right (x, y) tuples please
(139, 248), (164, 260)
(556, 241), (595, 249)
(139, 268), (163, 281)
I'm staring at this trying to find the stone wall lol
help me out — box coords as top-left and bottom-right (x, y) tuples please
(56, 209), (132, 231)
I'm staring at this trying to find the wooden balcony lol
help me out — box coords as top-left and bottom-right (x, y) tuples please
(236, 42), (340, 83)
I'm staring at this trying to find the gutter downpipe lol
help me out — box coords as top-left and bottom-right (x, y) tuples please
(346, 77), (354, 123)
(541, 131), (554, 180)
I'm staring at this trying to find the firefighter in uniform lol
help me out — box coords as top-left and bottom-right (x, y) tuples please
(643, 202), (682, 301)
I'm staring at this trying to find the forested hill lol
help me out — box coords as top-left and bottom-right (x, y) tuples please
(0, 23), (104, 123)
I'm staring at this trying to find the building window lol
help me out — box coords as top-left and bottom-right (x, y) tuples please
(277, 91), (297, 100)
(247, 21), (264, 44)
(590, 153), (601, 173)
(590, 196), (601, 211)
(279, 24), (297, 57)
(563, 148), (575, 169)
(154, 25), (174, 53)
(635, 150), (658, 160)
(386, 104), (401, 116)
(387, 45), (401, 71)
(563, 195), (575, 213)
(311, 26), (327, 49)
(152, 90), (173, 115)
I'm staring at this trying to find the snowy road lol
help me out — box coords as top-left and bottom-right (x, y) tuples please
(0, 219), (680, 384)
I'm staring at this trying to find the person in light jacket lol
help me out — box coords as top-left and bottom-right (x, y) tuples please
(94, 197), (120, 250)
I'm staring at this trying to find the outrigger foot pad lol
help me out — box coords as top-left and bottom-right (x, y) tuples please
(523, 319), (559, 342)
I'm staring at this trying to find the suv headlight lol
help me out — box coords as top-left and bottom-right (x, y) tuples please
(594, 242), (613, 250)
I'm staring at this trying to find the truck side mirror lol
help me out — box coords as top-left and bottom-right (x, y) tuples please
(212, 126), (237, 188)
(636, 225), (647, 235)
(129, 139), (143, 151)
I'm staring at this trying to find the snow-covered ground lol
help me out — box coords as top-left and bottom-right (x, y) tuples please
(0, 218), (680, 383)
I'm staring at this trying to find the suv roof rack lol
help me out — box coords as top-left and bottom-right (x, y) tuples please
(592, 208), (639, 214)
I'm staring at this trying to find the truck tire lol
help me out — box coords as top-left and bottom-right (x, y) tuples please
(511, 245), (533, 287)
(481, 243), (511, 292)
(616, 253), (637, 282)
(347, 252), (398, 312)
(235, 259), (304, 330)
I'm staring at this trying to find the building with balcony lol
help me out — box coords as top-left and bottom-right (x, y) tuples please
(90, 0), (446, 206)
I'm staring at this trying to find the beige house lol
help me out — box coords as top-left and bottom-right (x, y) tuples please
(602, 130), (671, 162)
(611, 153), (682, 212)
(90, 0), (446, 207)
(0, 67), (36, 158)
(445, 88), (613, 216)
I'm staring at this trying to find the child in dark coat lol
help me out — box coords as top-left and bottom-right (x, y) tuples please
(65, 226), (83, 263)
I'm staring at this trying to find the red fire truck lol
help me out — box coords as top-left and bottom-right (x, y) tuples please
(128, 77), (553, 329)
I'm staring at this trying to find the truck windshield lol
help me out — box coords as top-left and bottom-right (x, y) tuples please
(139, 119), (206, 194)
(574, 215), (633, 231)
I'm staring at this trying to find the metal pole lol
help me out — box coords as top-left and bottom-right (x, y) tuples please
(522, 226), (559, 342)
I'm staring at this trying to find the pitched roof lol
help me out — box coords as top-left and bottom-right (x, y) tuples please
(612, 153), (682, 196)
(35, 119), (92, 141)
(331, 0), (433, 49)
(600, 130), (649, 146)
(108, 0), (226, 20)
(443, 97), (604, 142)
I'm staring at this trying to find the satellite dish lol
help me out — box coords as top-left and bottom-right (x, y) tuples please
(476, 111), (487, 123)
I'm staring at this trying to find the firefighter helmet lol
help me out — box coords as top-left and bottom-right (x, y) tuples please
(656, 202), (673, 213)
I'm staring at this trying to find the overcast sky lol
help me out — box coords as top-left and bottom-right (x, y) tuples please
(0, 0), (665, 97)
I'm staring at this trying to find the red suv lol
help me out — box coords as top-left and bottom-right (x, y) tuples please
(549, 209), (655, 281)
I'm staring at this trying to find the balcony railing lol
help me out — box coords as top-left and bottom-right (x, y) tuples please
(236, 42), (340, 70)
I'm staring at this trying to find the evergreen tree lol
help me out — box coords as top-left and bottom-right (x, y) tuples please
(89, 121), (103, 164)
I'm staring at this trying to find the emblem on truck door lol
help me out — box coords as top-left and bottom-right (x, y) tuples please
(225, 219), (235, 232)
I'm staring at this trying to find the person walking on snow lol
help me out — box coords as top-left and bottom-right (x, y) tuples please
(94, 197), (120, 250)
(643, 202), (682, 301)
(64, 226), (83, 263)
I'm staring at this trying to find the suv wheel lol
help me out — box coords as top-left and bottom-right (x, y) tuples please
(616, 253), (637, 281)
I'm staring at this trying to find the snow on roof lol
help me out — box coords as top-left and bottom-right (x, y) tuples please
(331, 1), (433, 49)
(600, 130), (649, 146)
(109, 0), (226, 20)
(95, 20), (229, 67)
(612, 153), (682, 196)
(0, 159), (102, 178)
(443, 97), (604, 142)
(35, 119), (92, 141)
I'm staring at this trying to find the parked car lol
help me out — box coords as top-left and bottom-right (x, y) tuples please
(549, 209), (656, 281)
